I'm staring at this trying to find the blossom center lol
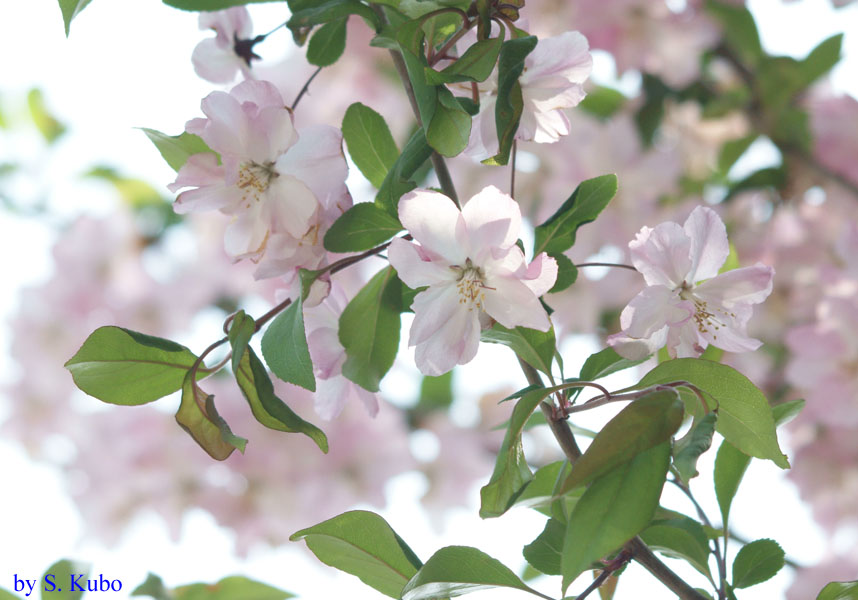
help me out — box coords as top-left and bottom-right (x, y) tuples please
(238, 161), (278, 207)
(678, 281), (735, 340)
(451, 258), (488, 310)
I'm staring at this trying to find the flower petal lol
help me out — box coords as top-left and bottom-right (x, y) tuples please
(620, 285), (692, 338)
(684, 206), (728, 282)
(265, 174), (319, 238)
(607, 327), (668, 360)
(398, 190), (467, 264)
(388, 238), (456, 290)
(274, 125), (348, 213)
(191, 38), (242, 84)
(482, 275), (552, 331)
(414, 303), (480, 376)
(461, 185), (521, 256)
(521, 253), (558, 297)
(409, 284), (463, 346)
(694, 264), (774, 307)
(629, 221), (692, 288)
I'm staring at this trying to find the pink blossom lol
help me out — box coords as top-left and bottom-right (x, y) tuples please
(168, 80), (351, 281)
(192, 7), (255, 84)
(467, 31), (592, 157)
(608, 206), (774, 359)
(388, 186), (557, 375)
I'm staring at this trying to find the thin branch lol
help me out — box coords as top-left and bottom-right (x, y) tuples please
(291, 66), (323, 110)
(510, 139), (517, 200)
(670, 478), (723, 590)
(574, 262), (637, 271)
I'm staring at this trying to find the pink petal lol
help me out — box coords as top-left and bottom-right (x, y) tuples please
(199, 7), (252, 42)
(198, 90), (250, 156)
(274, 125), (348, 212)
(191, 39), (243, 84)
(607, 327), (668, 360)
(388, 238), (456, 291)
(629, 221), (692, 288)
(414, 303), (481, 376)
(667, 322), (706, 358)
(482, 275), (551, 331)
(224, 204), (268, 258)
(700, 320), (762, 354)
(620, 285), (692, 338)
(521, 253), (558, 298)
(694, 264), (774, 307)
(230, 79), (284, 109)
(461, 185), (521, 257)
(683, 206), (729, 282)
(523, 31), (592, 86)
(409, 284), (463, 346)
(398, 190), (467, 265)
(265, 174), (318, 238)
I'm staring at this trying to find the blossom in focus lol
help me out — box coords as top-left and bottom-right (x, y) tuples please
(305, 284), (379, 420)
(192, 7), (257, 84)
(467, 31), (593, 157)
(388, 186), (557, 375)
(608, 206), (774, 359)
(168, 80), (351, 281)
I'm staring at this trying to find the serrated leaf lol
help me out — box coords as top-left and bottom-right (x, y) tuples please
(523, 518), (565, 575)
(817, 580), (858, 600)
(673, 412), (718, 484)
(561, 443), (671, 591)
(342, 103), (400, 188)
(480, 323), (555, 376)
(732, 539), (784, 589)
(58, 0), (93, 36)
(636, 359), (789, 468)
(291, 510), (422, 598)
(324, 203), (403, 252)
(339, 267), (402, 392)
(140, 128), (215, 172)
(307, 17), (348, 66)
(176, 371), (243, 460)
(65, 326), (205, 406)
(640, 517), (713, 580)
(558, 389), (684, 494)
(401, 546), (548, 600)
(533, 174), (618, 256)
(235, 347), (327, 452)
(714, 439), (750, 529)
(261, 295), (316, 391)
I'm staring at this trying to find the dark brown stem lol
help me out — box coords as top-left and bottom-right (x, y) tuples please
(670, 478), (723, 590)
(291, 66), (323, 110)
(510, 139), (517, 200)
(574, 262), (637, 271)
(577, 546), (636, 600)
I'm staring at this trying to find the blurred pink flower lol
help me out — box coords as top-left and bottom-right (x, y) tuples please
(609, 206), (774, 359)
(388, 186), (557, 375)
(192, 7), (255, 84)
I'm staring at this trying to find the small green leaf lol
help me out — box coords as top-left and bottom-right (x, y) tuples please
(732, 539), (785, 589)
(673, 412), (718, 484)
(425, 37), (502, 84)
(523, 519), (565, 575)
(40, 559), (90, 600)
(714, 439), (750, 530)
(163, 0), (280, 10)
(514, 461), (567, 513)
(705, 0), (763, 67)
(640, 517), (713, 580)
(483, 35), (537, 166)
(307, 17), (348, 66)
(235, 347), (327, 452)
(578, 86), (627, 120)
(799, 34), (843, 89)
(401, 546), (547, 600)
(172, 576), (294, 599)
(718, 135), (758, 175)
(131, 573), (171, 600)
(339, 267), (402, 392)
(324, 203), (403, 252)
(261, 295), (316, 392)
(772, 398), (805, 427)
(0, 590), (18, 600)
(636, 359), (789, 468)
(58, 0), (93, 35)
(227, 310), (256, 376)
(561, 442), (671, 590)
(27, 89), (66, 143)
(286, 0), (379, 45)
(549, 254), (578, 293)
(176, 371), (243, 460)
(140, 128), (215, 172)
(342, 103), (400, 188)
(413, 371), (454, 415)
(559, 389), (684, 494)
(579, 347), (647, 382)
(534, 174), (618, 256)
(817, 580), (858, 600)
(480, 323), (555, 376)
(291, 510), (422, 599)
(426, 86), (472, 157)
(65, 326), (204, 406)
(376, 127), (433, 215)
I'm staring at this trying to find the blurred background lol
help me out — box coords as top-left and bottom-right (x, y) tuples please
(1, 0), (857, 598)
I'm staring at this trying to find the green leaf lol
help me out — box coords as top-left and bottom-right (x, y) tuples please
(227, 310), (255, 376)
(578, 86), (627, 120)
(41, 559), (90, 600)
(307, 17), (348, 67)
(339, 267), (402, 392)
(561, 442), (671, 590)
(640, 517), (713, 580)
(533, 174), (618, 256)
(558, 389), (684, 494)
(261, 295), (316, 392)
(58, 0), (93, 35)
(732, 539), (785, 589)
(772, 398), (805, 427)
(579, 347), (646, 382)
(65, 326), (204, 406)
(549, 254), (578, 293)
(176, 371), (244, 460)
(718, 135), (758, 175)
(131, 573), (171, 600)
(0, 590), (18, 600)
(713, 439), (750, 529)
(705, 0), (763, 67)
(342, 103), (400, 188)
(425, 37), (503, 84)
(636, 359), (789, 468)
(235, 347), (327, 452)
(27, 89), (66, 143)
(514, 461), (567, 513)
(163, 0), (280, 9)
(635, 74), (671, 147)
(414, 371), (454, 414)
(376, 127), (433, 215)
(523, 518), (565, 575)
(480, 323), (555, 376)
(426, 86), (472, 157)
(799, 33), (843, 87)
(171, 576), (294, 599)
(287, 0), (379, 44)
(291, 510), (422, 598)
(817, 581), (858, 600)
(483, 35), (537, 166)
(140, 128), (215, 172)
(401, 546), (548, 600)
(673, 412), (718, 484)
(324, 203), (403, 252)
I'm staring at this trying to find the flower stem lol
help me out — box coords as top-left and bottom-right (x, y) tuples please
(291, 66), (323, 110)
(574, 262), (637, 271)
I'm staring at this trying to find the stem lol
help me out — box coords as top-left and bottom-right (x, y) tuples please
(670, 478), (723, 591)
(510, 139), (517, 200)
(426, 14), (474, 68)
(259, 21), (287, 40)
(291, 66), (323, 110)
(574, 262), (637, 271)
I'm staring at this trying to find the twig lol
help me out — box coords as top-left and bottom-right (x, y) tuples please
(291, 66), (323, 110)
(574, 262), (637, 271)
